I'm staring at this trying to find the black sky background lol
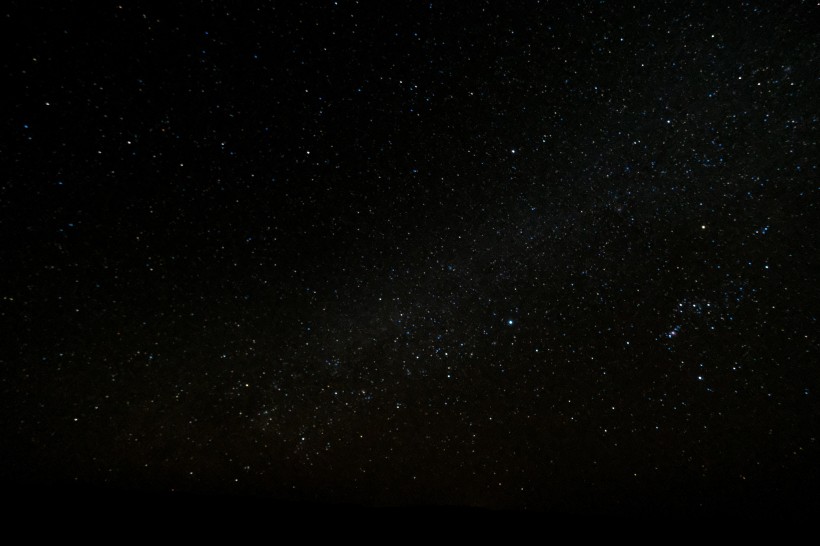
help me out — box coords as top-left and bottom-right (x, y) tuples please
(2, 1), (818, 515)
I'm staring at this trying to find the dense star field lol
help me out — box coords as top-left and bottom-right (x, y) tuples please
(2, 2), (818, 514)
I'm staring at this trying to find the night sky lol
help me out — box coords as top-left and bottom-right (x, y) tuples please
(3, 1), (818, 515)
